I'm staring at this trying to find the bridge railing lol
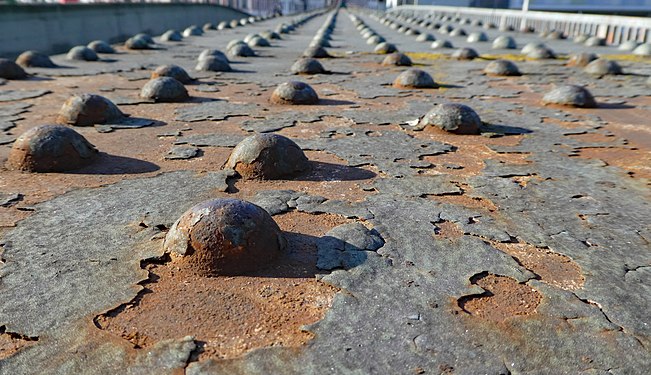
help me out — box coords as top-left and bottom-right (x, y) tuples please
(0, 1), (326, 17)
(390, 5), (651, 44)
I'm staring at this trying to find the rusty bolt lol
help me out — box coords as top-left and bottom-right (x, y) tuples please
(16, 51), (56, 68)
(270, 81), (319, 105)
(7, 125), (98, 172)
(419, 103), (482, 135)
(57, 93), (125, 126)
(393, 69), (438, 88)
(163, 198), (286, 276)
(140, 77), (189, 102)
(225, 133), (310, 180)
(152, 65), (192, 84)
(484, 60), (521, 76)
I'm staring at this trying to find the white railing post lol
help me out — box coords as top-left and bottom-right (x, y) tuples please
(520, 0), (529, 32)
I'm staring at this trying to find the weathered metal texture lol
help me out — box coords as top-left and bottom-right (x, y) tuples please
(0, 171), (235, 373)
(317, 222), (385, 271)
(566, 52), (598, 67)
(140, 77), (189, 103)
(15, 51), (57, 68)
(161, 29), (183, 42)
(195, 56), (232, 73)
(56, 93), (125, 126)
(247, 36), (271, 47)
(417, 103), (482, 134)
(225, 133), (311, 180)
(182, 25), (204, 37)
(381, 52), (412, 66)
(374, 42), (398, 54)
(6, 124), (98, 172)
(270, 81), (319, 105)
(125, 35), (153, 50)
(290, 58), (326, 75)
(542, 85), (597, 108)
(484, 59), (521, 76)
(151, 65), (193, 84)
(303, 45), (331, 58)
(66, 46), (99, 62)
(393, 68), (438, 89)
(198, 49), (229, 63)
(452, 47), (479, 60)
(466, 31), (488, 43)
(228, 43), (256, 58)
(163, 198), (286, 276)
(584, 59), (623, 76)
(431, 39), (453, 49)
(1, 6), (651, 375)
(87, 41), (115, 54)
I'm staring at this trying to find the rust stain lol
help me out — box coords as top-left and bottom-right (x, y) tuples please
(491, 242), (585, 291)
(458, 273), (542, 322)
(575, 147), (651, 180)
(95, 210), (345, 360)
(430, 194), (499, 212)
(565, 132), (617, 144)
(428, 182), (499, 212)
(0, 326), (38, 361)
(432, 220), (465, 240)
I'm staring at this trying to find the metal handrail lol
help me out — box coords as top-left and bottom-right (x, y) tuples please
(391, 4), (651, 44)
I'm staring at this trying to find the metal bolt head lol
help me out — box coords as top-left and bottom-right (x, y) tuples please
(7, 125), (98, 172)
(542, 85), (597, 108)
(57, 93), (125, 126)
(225, 133), (311, 180)
(140, 77), (189, 102)
(270, 81), (319, 105)
(163, 198), (286, 276)
(419, 103), (482, 135)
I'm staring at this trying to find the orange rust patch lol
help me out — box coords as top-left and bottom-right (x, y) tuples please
(0, 327), (37, 360)
(0, 208), (31, 229)
(416, 137), (529, 179)
(490, 242), (585, 290)
(273, 210), (351, 237)
(420, 149), (486, 178)
(95, 267), (338, 360)
(418, 125), (525, 148)
(433, 220), (465, 240)
(429, 192), (499, 212)
(604, 119), (651, 150)
(492, 151), (532, 165)
(96, 210), (345, 360)
(574, 147), (651, 180)
(458, 273), (542, 322)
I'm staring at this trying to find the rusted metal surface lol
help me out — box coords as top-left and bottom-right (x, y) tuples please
(0, 5), (650, 374)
